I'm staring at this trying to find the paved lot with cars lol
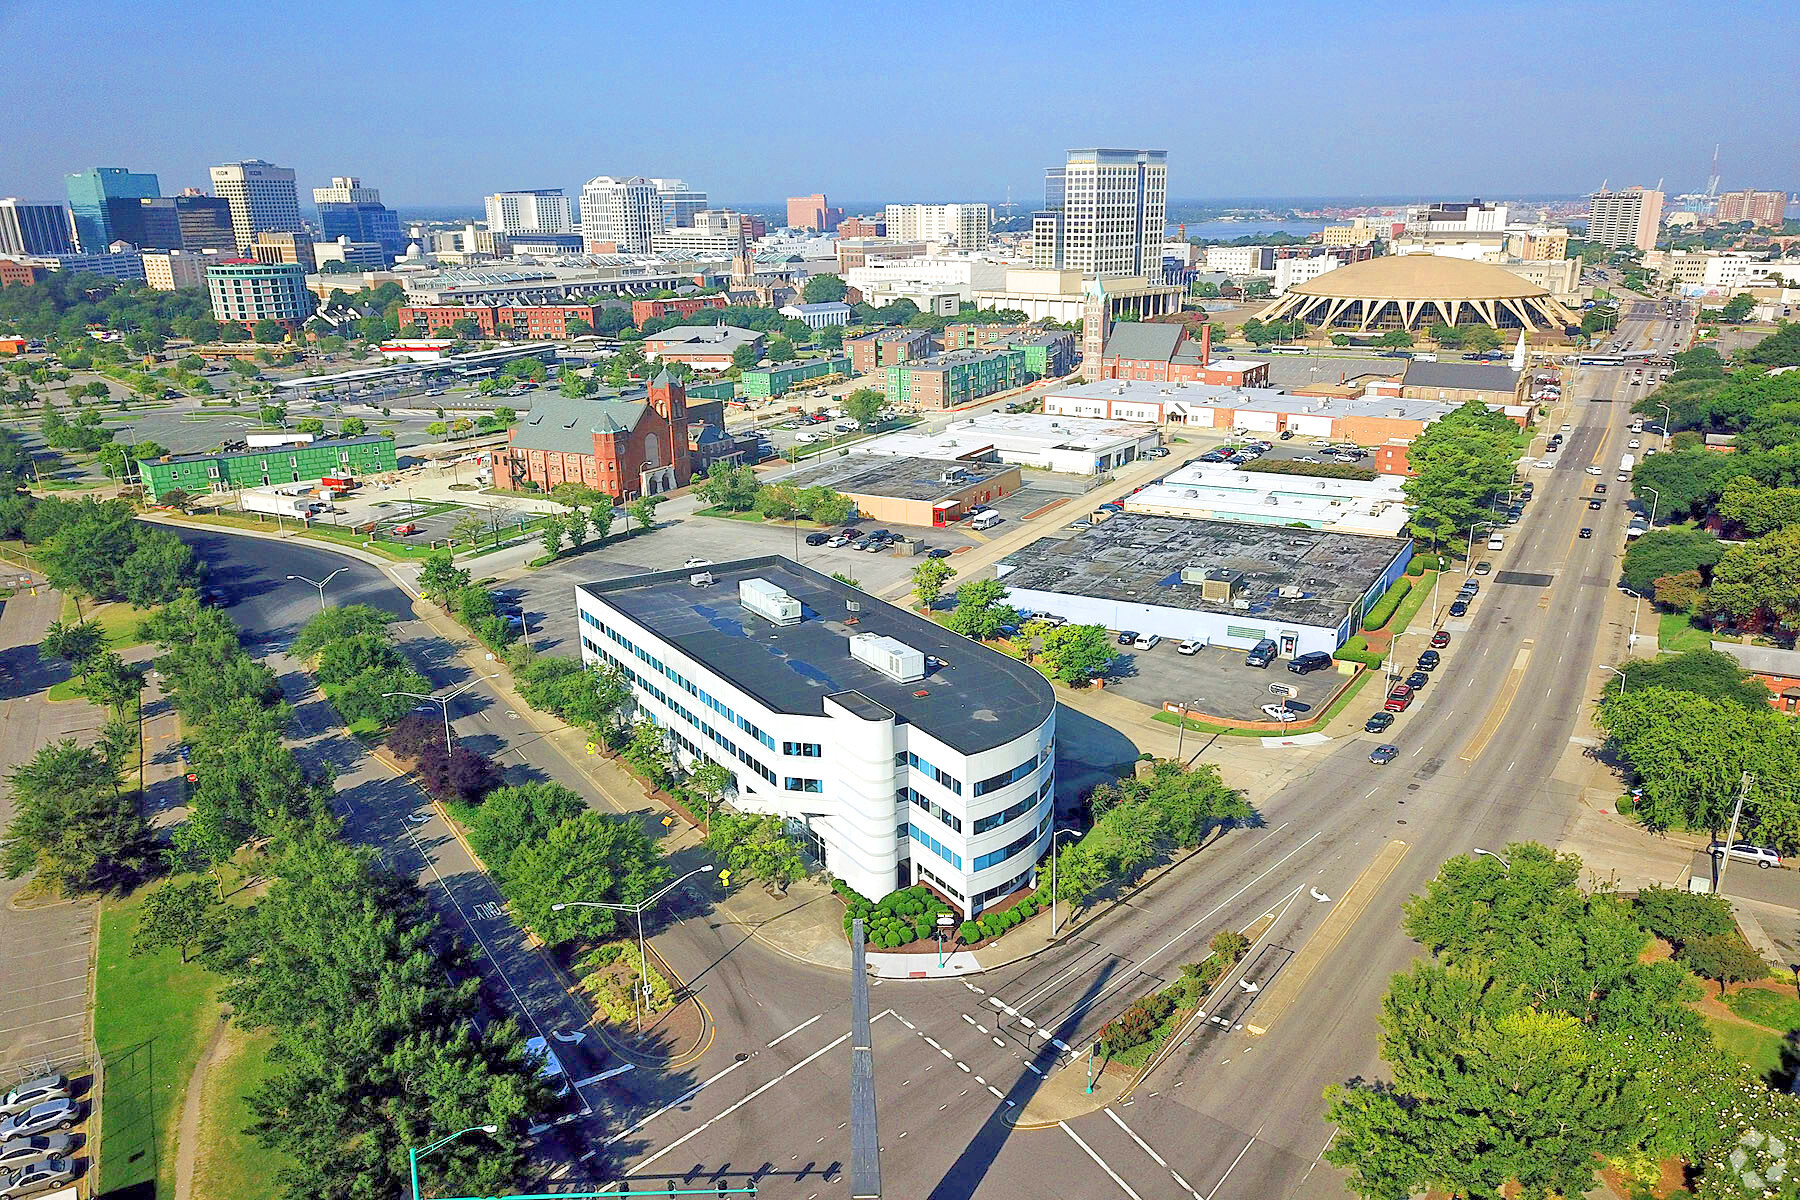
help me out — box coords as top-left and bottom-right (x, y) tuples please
(1101, 639), (1345, 721)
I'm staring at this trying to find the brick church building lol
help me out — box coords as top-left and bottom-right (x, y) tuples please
(504, 369), (693, 498)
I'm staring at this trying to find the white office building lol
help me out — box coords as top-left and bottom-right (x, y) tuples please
(1124, 462), (1412, 537)
(141, 248), (213, 290)
(779, 302), (854, 329)
(651, 209), (750, 258)
(845, 253), (1009, 307)
(857, 411), (1161, 475)
(579, 175), (663, 254)
(1203, 245), (1274, 275)
(577, 560), (1058, 914)
(1273, 254), (1340, 294)
(648, 178), (708, 228)
(883, 203), (992, 249)
(1031, 148), (1167, 278)
(208, 159), (303, 250)
(484, 189), (573, 235)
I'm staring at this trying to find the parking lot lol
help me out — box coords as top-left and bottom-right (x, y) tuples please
(1103, 639), (1347, 722)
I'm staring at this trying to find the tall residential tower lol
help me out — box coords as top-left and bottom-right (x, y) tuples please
(484, 189), (573, 235)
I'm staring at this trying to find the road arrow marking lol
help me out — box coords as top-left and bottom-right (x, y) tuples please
(1310, 887), (1332, 902)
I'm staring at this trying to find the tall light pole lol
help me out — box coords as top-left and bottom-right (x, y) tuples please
(553, 864), (715, 1032)
(1467, 522), (1495, 574)
(1602, 664), (1627, 695)
(1642, 484), (1661, 530)
(287, 567), (347, 613)
(1174, 697), (1203, 762)
(383, 674), (498, 755)
(408, 1123), (497, 1200)
(1471, 847), (1512, 870)
(1048, 827), (1082, 938)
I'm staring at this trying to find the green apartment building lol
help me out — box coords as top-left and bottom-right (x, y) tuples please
(740, 355), (852, 400)
(885, 347), (1027, 411)
(138, 435), (399, 502)
(684, 379), (737, 401)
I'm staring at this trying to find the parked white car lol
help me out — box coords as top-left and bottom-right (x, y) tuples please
(1710, 842), (1782, 869)
(1259, 703), (1299, 723)
(1177, 639), (1206, 656)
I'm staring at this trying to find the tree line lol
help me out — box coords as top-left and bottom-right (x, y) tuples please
(1628, 329), (1800, 633)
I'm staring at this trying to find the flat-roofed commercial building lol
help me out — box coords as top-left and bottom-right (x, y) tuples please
(885, 347), (1028, 411)
(996, 513), (1413, 658)
(858, 411), (1159, 475)
(576, 559), (1057, 914)
(138, 434), (396, 502)
(774, 453), (1022, 527)
(1124, 462), (1411, 537)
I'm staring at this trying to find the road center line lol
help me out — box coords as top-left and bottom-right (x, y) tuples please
(605, 1057), (749, 1145)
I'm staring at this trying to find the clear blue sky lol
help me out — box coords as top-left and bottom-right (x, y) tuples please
(5, 0), (1795, 209)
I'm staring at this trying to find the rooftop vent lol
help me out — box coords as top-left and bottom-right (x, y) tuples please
(1182, 567), (1242, 603)
(849, 633), (926, 683)
(739, 577), (801, 626)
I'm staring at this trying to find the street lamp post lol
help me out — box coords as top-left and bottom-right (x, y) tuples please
(286, 567), (347, 613)
(408, 1123), (498, 1200)
(1643, 485), (1661, 530)
(1466, 522), (1495, 574)
(553, 864), (715, 1032)
(383, 674), (498, 755)
(1471, 847), (1512, 870)
(1657, 402), (1672, 451)
(1602, 664), (1627, 695)
(1048, 828), (1082, 939)
(1174, 697), (1202, 762)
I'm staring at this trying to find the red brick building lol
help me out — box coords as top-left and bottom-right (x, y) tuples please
(1095, 322), (1270, 387)
(397, 303), (611, 339)
(631, 294), (729, 326)
(0, 259), (44, 288)
(847, 327), (939, 373)
(505, 370), (693, 498)
(837, 216), (885, 238)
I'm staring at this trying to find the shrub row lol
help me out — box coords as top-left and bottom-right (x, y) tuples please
(1333, 634), (1382, 668)
(1361, 578), (1413, 631)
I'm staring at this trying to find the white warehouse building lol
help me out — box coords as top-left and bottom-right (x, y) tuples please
(576, 560), (1058, 915)
(1126, 462), (1412, 537)
(856, 411), (1161, 476)
(996, 513), (1414, 659)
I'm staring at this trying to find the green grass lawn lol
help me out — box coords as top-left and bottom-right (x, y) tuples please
(1660, 611), (1712, 653)
(94, 884), (226, 1199)
(1724, 987), (1800, 1034)
(45, 677), (82, 702)
(189, 1028), (289, 1200)
(60, 597), (160, 648)
(1705, 1014), (1788, 1081)
(1387, 570), (1441, 635)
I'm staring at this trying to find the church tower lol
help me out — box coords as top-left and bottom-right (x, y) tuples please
(1081, 276), (1111, 380)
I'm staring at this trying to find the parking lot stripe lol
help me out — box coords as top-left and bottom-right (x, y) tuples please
(0, 1012), (87, 1036)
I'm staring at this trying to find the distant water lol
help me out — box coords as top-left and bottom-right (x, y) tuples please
(1169, 218), (1329, 240)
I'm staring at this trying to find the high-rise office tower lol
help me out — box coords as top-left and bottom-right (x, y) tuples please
(786, 193), (843, 233)
(1031, 148), (1166, 278)
(579, 176), (662, 253)
(648, 179), (707, 228)
(313, 176), (403, 261)
(65, 167), (160, 252)
(1586, 186), (1665, 252)
(484, 189), (574, 235)
(0, 199), (75, 255)
(208, 160), (304, 250)
(136, 192), (237, 253)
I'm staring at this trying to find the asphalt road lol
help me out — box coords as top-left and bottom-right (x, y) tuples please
(168, 305), (1677, 1198)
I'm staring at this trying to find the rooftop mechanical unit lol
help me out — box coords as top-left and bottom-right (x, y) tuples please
(849, 632), (926, 683)
(739, 577), (801, 625)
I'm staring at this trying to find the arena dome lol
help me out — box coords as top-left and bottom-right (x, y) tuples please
(1256, 254), (1577, 332)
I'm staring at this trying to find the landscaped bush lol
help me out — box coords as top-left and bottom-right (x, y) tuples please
(1406, 558), (1427, 577)
(959, 920), (980, 943)
(1099, 989), (1176, 1055)
(1361, 578), (1413, 631)
(1334, 635), (1382, 667)
(1632, 886), (1735, 948)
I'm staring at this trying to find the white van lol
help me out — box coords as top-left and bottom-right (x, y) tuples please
(1486, 533), (1505, 551)
(970, 510), (1002, 531)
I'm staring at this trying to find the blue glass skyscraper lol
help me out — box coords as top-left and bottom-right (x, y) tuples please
(65, 167), (160, 253)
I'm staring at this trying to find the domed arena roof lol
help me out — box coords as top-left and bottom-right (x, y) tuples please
(1255, 253), (1577, 332)
(1284, 254), (1550, 301)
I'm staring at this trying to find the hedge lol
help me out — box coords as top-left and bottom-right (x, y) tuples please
(1361, 578), (1413, 631)
(1334, 634), (1382, 667)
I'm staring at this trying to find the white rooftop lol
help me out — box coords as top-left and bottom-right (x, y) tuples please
(1046, 378), (1459, 423)
(859, 411), (1158, 457)
(1126, 461), (1412, 537)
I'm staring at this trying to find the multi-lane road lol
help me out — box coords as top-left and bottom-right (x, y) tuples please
(177, 304), (1677, 1197)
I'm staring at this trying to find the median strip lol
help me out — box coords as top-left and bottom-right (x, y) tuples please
(1459, 640), (1533, 763)
(1245, 839), (1410, 1037)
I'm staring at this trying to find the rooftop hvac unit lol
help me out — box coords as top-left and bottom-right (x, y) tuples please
(1232, 598), (1252, 610)
(1278, 586), (1304, 598)
(849, 632), (925, 683)
(740, 578), (801, 625)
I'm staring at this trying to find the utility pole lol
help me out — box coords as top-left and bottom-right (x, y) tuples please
(1716, 772), (1755, 891)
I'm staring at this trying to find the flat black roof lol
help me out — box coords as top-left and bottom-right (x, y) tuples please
(776, 453), (1017, 502)
(578, 557), (1054, 754)
(997, 513), (1409, 629)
